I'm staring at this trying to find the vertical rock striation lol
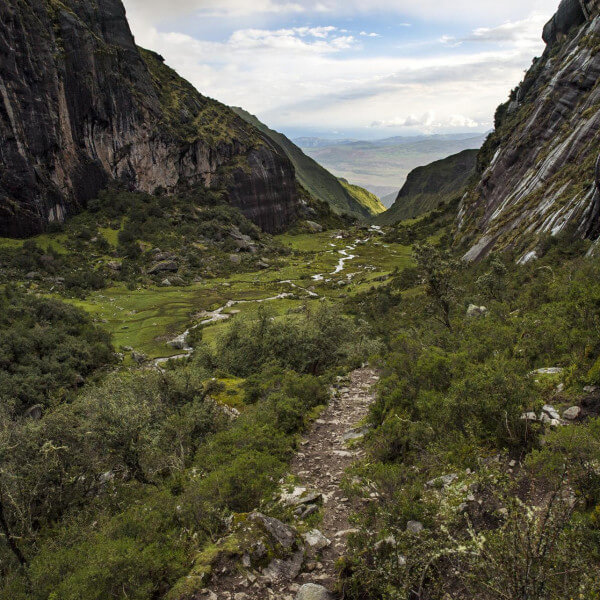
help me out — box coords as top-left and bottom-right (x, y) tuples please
(0, 0), (298, 237)
(457, 1), (600, 261)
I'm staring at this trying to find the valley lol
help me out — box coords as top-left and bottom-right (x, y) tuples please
(1, 0), (600, 599)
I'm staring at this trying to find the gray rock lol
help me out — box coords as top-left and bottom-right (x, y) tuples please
(305, 221), (324, 233)
(148, 260), (178, 274)
(161, 278), (172, 287)
(230, 254), (242, 265)
(131, 351), (147, 364)
(542, 405), (560, 420)
(521, 412), (538, 421)
(584, 385), (599, 393)
(531, 367), (564, 376)
(563, 406), (582, 420)
(249, 512), (296, 550)
(302, 530), (331, 554)
(106, 261), (122, 271)
(426, 473), (458, 488)
(295, 583), (332, 600)
(466, 304), (487, 318)
(263, 548), (304, 581)
(281, 487), (323, 507)
(24, 404), (43, 420)
(406, 520), (424, 535)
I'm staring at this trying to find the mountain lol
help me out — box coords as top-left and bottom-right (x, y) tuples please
(377, 149), (478, 224)
(457, 0), (600, 261)
(300, 134), (486, 198)
(0, 0), (299, 237)
(232, 107), (379, 218)
(380, 192), (398, 209)
(338, 179), (386, 215)
(292, 136), (357, 148)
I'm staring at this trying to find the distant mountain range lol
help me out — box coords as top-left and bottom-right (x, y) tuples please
(297, 133), (487, 201)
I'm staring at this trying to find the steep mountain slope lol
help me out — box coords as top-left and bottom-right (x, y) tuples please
(377, 149), (477, 224)
(301, 134), (486, 197)
(0, 0), (298, 237)
(457, 0), (600, 261)
(231, 108), (376, 218)
(338, 179), (386, 215)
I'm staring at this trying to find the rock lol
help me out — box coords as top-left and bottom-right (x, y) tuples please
(406, 520), (424, 535)
(263, 549), (304, 582)
(299, 504), (319, 519)
(584, 385), (599, 393)
(148, 260), (178, 274)
(257, 260), (270, 269)
(107, 261), (122, 271)
(25, 271), (40, 280)
(249, 513), (297, 551)
(161, 278), (172, 287)
(302, 530), (331, 554)
(131, 351), (147, 364)
(466, 304), (488, 318)
(230, 254), (242, 265)
(334, 529), (359, 537)
(305, 221), (324, 233)
(563, 406), (582, 420)
(280, 487), (323, 507)
(24, 404), (43, 420)
(521, 412), (538, 421)
(426, 473), (458, 488)
(531, 367), (564, 376)
(374, 536), (397, 551)
(153, 251), (176, 262)
(542, 405), (560, 420)
(295, 583), (332, 600)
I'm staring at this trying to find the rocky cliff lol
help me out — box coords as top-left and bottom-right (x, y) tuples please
(378, 149), (477, 225)
(0, 0), (298, 237)
(457, 0), (600, 261)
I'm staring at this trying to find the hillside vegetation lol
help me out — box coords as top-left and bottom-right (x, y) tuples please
(377, 149), (477, 224)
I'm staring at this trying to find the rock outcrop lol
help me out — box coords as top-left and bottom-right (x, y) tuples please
(0, 0), (298, 237)
(457, 1), (600, 261)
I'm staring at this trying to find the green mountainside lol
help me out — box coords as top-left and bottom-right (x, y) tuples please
(376, 149), (478, 224)
(231, 107), (377, 218)
(338, 179), (386, 215)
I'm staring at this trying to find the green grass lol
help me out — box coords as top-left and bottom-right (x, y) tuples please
(339, 179), (386, 215)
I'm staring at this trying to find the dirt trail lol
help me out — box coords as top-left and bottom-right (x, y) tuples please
(202, 367), (379, 600)
(290, 367), (379, 590)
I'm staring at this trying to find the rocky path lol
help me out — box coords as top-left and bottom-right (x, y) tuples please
(199, 368), (379, 600)
(289, 367), (378, 590)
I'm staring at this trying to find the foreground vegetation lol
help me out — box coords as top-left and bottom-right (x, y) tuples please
(1, 190), (600, 599)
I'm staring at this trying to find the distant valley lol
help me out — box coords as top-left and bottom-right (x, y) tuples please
(298, 133), (487, 204)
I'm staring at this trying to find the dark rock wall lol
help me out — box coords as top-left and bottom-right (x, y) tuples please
(0, 0), (298, 237)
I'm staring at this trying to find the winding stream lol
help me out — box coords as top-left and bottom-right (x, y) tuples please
(154, 241), (360, 366)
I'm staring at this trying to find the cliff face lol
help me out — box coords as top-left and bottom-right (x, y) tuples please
(378, 149), (477, 225)
(457, 0), (600, 261)
(0, 0), (298, 237)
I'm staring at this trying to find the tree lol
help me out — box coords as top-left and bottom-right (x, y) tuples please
(413, 243), (459, 330)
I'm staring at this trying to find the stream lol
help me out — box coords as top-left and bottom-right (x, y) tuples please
(154, 241), (360, 366)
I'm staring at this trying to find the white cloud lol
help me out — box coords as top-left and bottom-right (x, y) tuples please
(360, 31), (381, 37)
(123, 0), (558, 25)
(122, 1), (557, 135)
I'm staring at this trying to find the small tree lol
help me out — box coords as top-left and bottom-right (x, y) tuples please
(413, 243), (459, 330)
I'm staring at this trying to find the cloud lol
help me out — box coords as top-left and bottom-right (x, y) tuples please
(123, 0), (558, 24)
(122, 1), (556, 135)
(360, 31), (381, 37)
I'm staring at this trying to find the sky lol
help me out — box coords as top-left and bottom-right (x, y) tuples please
(121, 0), (559, 140)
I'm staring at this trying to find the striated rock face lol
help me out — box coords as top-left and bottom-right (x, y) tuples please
(0, 0), (298, 237)
(457, 3), (600, 262)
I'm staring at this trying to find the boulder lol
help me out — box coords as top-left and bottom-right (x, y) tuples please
(148, 260), (178, 274)
(542, 405), (560, 420)
(426, 473), (458, 488)
(131, 351), (147, 364)
(24, 404), (43, 420)
(296, 583), (333, 600)
(305, 221), (324, 233)
(531, 367), (564, 376)
(466, 304), (487, 318)
(563, 406), (582, 420)
(281, 487), (323, 507)
(249, 512), (296, 550)
(406, 520), (424, 535)
(302, 530), (331, 554)
(230, 254), (242, 265)
(161, 278), (172, 287)
(106, 260), (123, 271)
